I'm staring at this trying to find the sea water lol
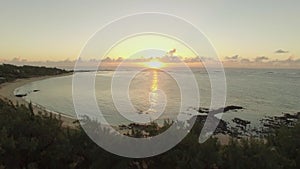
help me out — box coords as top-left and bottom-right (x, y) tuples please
(15, 68), (300, 127)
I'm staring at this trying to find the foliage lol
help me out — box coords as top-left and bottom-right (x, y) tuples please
(0, 99), (299, 169)
(0, 64), (70, 84)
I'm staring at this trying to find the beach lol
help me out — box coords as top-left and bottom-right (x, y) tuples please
(0, 73), (77, 128)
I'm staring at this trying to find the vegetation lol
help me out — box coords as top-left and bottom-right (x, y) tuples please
(0, 99), (299, 169)
(0, 64), (70, 84)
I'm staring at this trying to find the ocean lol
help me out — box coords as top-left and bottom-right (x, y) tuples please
(14, 68), (300, 127)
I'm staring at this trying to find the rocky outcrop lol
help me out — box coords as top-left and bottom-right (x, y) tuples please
(198, 105), (244, 114)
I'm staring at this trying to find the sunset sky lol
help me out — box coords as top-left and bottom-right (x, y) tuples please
(0, 0), (299, 67)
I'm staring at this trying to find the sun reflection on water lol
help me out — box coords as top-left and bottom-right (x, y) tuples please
(151, 70), (158, 92)
(148, 70), (162, 114)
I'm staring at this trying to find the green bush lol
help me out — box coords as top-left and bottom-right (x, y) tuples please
(0, 99), (299, 169)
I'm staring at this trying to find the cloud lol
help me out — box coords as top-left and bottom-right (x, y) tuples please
(225, 55), (239, 61)
(275, 49), (289, 54)
(2, 52), (300, 69)
(255, 56), (269, 62)
(11, 57), (21, 62)
(271, 56), (300, 64)
(167, 49), (176, 56)
(160, 55), (182, 62)
(184, 56), (200, 62)
(240, 58), (250, 63)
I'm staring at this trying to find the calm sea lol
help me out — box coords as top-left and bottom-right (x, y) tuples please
(15, 68), (300, 127)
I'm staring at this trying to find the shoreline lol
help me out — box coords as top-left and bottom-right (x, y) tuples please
(0, 74), (233, 144)
(0, 72), (242, 145)
(0, 73), (78, 128)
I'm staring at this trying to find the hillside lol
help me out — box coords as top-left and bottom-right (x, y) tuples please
(0, 64), (70, 84)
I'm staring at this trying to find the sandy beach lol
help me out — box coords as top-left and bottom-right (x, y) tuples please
(0, 73), (78, 128)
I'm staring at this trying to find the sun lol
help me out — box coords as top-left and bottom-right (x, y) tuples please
(144, 60), (165, 69)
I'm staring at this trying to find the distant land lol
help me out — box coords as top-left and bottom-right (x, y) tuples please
(0, 64), (71, 84)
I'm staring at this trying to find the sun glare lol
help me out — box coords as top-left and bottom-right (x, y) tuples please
(144, 60), (165, 69)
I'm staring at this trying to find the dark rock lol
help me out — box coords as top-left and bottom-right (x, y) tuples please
(232, 117), (250, 127)
(198, 105), (244, 114)
(283, 113), (300, 119)
(260, 112), (300, 133)
(198, 107), (209, 113)
(15, 94), (27, 97)
(223, 105), (243, 112)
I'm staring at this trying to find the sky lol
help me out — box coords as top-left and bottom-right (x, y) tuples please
(0, 0), (299, 68)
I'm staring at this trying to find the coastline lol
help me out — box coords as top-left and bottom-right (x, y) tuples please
(0, 72), (253, 145)
(0, 74), (233, 144)
(0, 73), (78, 128)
